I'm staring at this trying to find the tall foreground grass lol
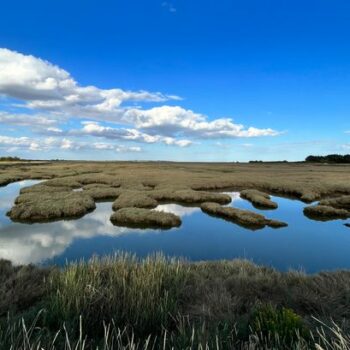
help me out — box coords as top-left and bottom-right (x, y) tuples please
(2, 313), (350, 350)
(2, 254), (350, 349)
(48, 254), (188, 335)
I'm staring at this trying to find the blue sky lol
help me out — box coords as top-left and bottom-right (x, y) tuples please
(0, 0), (349, 161)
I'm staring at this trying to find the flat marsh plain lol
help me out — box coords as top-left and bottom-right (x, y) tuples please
(2, 160), (350, 227)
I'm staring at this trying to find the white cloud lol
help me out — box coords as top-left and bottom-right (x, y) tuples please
(116, 145), (142, 152)
(77, 121), (193, 147)
(0, 135), (33, 147)
(60, 138), (76, 150)
(0, 48), (179, 118)
(0, 48), (281, 154)
(124, 106), (280, 138)
(0, 111), (57, 128)
(162, 1), (176, 12)
(0, 135), (142, 153)
(91, 143), (141, 152)
(0, 135), (70, 152)
(47, 127), (63, 134)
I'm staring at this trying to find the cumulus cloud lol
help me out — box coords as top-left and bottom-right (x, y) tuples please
(0, 48), (179, 117)
(0, 111), (57, 128)
(0, 48), (281, 154)
(124, 106), (280, 138)
(0, 135), (142, 153)
(77, 121), (193, 147)
(0, 135), (66, 152)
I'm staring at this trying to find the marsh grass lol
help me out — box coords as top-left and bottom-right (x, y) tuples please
(2, 312), (350, 349)
(46, 254), (188, 335)
(240, 189), (278, 209)
(4, 161), (350, 223)
(2, 255), (350, 348)
(110, 208), (181, 228)
(200, 202), (287, 229)
(7, 191), (96, 222)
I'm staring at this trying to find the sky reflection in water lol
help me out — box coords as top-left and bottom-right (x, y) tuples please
(1, 181), (350, 273)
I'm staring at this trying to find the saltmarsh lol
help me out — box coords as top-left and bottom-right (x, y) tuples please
(2, 161), (350, 227)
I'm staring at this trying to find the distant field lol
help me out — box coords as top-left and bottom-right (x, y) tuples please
(1, 160), (350, 196)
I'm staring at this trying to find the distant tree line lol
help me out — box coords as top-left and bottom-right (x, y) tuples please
(0, 156), (21, 162)
(305, 154), (350, 163)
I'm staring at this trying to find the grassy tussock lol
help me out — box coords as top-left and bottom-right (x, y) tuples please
(7, 191), (96, 222)
(303, 205), (350, 221)
(240, 189), (278, 209)
(149, 189), (231, 205)
(200, 202), (287, 229)
(319, 195), (350, 210)
(110, 208), (181, 228)
(112, 192), (158, 210)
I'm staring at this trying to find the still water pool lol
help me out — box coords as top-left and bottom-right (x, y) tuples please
(1, 180), (350, 273)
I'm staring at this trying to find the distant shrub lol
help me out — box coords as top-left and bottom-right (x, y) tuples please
(306, 154), (350, 163)
(0, 156), (21, 162)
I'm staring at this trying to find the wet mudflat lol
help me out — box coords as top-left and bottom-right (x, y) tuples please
(1, 181), (350, 273)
